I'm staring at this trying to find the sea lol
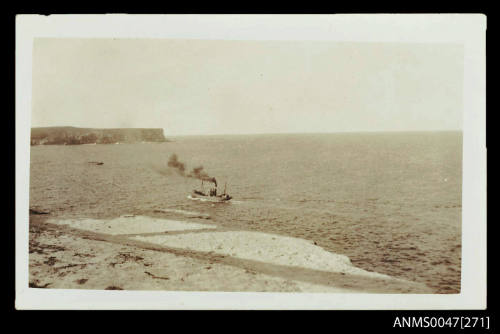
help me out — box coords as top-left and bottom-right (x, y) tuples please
(29, 131), (462, 293)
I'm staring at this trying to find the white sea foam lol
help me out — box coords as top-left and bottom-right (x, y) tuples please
(48, 216), (216, 235)
(132, 231), (389, 279)
(154, 208), (210, 218)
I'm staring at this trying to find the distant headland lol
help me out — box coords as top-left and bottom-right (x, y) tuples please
(31, 126), (168, 146)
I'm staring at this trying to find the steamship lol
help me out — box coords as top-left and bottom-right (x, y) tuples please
(190, 180), (232, 202)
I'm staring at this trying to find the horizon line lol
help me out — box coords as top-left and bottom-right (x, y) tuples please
(30, 126), (463, 137)
(167, 129), (463, 137)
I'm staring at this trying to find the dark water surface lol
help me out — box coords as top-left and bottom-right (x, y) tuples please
(30, 132), (462, 293)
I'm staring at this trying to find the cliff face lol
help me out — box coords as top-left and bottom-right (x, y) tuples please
(31, 127), (168, 145)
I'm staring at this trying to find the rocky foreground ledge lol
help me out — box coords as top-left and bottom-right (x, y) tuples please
(29, 213), (432, 293)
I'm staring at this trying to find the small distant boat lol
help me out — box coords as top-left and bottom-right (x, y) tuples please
(190, 181), (232, 202)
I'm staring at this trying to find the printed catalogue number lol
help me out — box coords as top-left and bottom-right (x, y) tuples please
(393, 317), (490, 329)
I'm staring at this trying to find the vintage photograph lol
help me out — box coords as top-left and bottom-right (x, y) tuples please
(16, 14), (487, 309)
(27, 37), (463, 294)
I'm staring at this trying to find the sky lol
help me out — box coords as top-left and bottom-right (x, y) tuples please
(32, 38), (464, 136)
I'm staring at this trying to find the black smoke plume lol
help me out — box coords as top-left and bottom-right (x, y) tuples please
(188, 166), (217, 187)
(166, 154), (217, 186)
(167, 154), (186, 174)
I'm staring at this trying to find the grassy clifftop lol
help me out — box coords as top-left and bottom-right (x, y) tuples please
(31, 127), (168, 145)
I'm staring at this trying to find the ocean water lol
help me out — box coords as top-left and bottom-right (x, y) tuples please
(29, 131), (462, 293)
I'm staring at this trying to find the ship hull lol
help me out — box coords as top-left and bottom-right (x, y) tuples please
(188, 193), (232, 203)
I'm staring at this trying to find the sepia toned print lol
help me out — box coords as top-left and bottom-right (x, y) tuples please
(29, 38), (463, 294)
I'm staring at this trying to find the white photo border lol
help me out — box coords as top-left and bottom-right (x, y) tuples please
(15, 14), (487, 310)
